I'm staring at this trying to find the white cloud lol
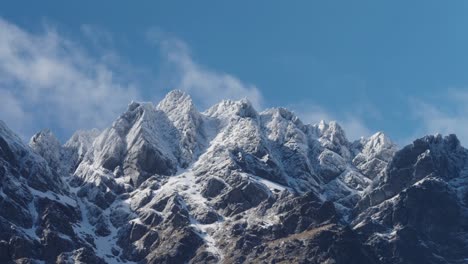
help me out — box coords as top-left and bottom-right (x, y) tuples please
(0, 18), (378, 144)
(340, 117), (373, 141)
(0, 20), (264, 141)
(0, 18), (140, 140)
(411, 90), (468, 145)
(148, 29), (263, 110)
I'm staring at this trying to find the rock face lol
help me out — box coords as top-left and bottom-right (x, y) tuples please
(352, 134), (468, 264)
(0, 90), (467, 263)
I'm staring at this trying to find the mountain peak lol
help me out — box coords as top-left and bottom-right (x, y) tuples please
(157, 89), (195, 112)
(165, 89), (189, 99)
(156, 90), (205, 166)
(314, 120), (348, 146)
(205, 98), (257, 119)
(274, 107), (300, 122)
(30, 128), (59, 143)
(2, 91), (468, 263)
(362, 131), (395, 154)
(127, 100), (141, 112)
(29, 129), (61, 154)
(29, 128), (67, 174)
(416, 133), (461, 149)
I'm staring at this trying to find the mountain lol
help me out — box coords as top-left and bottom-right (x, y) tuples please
(0, 90), (467, 264)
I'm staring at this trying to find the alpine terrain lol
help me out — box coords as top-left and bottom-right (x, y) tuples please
(1, 90), (468, 264)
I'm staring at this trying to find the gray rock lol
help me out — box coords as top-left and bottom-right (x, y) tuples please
(0, 240), (9, 262)
(201, 177), (226, 198)
(94, 217), (111, 237)
(36, 198), (79, 238)
(110, 207), (132, 228)
(146, 227), (203, 264)
(41, 230), (74, 262)
(3, 93), (468, 264)
(216, 181), (269, 215)
(196, 210), (219, 224)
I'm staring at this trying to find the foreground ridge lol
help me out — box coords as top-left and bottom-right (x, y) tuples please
(0, 90), (467, 264)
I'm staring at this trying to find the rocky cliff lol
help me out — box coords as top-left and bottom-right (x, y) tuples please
(0, 90), (467, 264)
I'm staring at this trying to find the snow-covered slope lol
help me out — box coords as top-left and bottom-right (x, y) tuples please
(1, 90), (468, 264)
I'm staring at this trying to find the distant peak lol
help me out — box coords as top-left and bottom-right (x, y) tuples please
(328, 121), (342, 130)
(205, 98), (257, 119)
(161, 89), (192, 104)
(66, 128), (100, 144)
(157, 89), (196, 114)
(414, 133), (461, 150)
(315, 120), (344, 135)
(127, 101), (141, 112)
(275, 107), (296, 120)
(262, 107), (304, 129)
(167, 89), (188, 97)
(237, 98), (257, 117)
(312, 120), (348, 146)
(36, 128), (52, 135)
(29, 128), (64, 172)
(368, 132), (396, 147)
(360, 131), (396, 155)
(30, 128), (60, 145)
(318, 120), (327, 129)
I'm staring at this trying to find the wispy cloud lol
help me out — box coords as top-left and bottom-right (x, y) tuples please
(0, 18), (141, 140)
(148, 29), (263, 110)
(340, 117), (374, 141)
(0, 20), (264, 141)
(0, 17), (376, 144)
(147, 30), (375, 141)
(411, 89), (468, 145)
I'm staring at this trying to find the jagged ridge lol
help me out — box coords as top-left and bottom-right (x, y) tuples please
(0, 90), (467, 264)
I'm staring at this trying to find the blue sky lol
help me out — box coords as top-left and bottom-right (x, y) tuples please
(1, 1), (468, 146)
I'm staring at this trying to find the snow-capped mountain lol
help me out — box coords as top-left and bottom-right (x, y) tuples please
(1, 90), (468, 264)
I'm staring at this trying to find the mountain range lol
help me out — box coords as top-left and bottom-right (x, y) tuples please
(1, 90), (467, 264)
